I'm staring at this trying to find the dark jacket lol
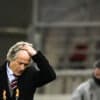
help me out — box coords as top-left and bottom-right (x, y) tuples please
(0, 51), (56, 100)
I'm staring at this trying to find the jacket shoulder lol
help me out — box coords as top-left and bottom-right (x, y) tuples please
(75, 79), (91, 94)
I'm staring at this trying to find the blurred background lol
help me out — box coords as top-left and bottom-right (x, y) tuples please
(0, 0), (100, 100)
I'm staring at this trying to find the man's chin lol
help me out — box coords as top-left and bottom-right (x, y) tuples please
(15, 73), (22, 76)
(96, 76), (100, 79)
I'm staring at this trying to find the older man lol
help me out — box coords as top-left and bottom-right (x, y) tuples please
(0, 41), (56, 100)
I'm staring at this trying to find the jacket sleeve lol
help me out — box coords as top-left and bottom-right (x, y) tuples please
(32, 51), (56, 87)
(71, 89), (83, 100)
(71, 82), (87, 100)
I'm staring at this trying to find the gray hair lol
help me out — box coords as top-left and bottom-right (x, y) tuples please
(7, 41), (33, 61)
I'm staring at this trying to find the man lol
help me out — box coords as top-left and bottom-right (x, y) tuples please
(71, 60), (100, 100)
(0, 41), (56, 100)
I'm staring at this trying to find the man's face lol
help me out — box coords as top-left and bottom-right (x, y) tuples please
(93, 67), (100, 79)
(9, 50), (31, 76)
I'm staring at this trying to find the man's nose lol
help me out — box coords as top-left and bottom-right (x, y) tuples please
(20, 65), (25, 70)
